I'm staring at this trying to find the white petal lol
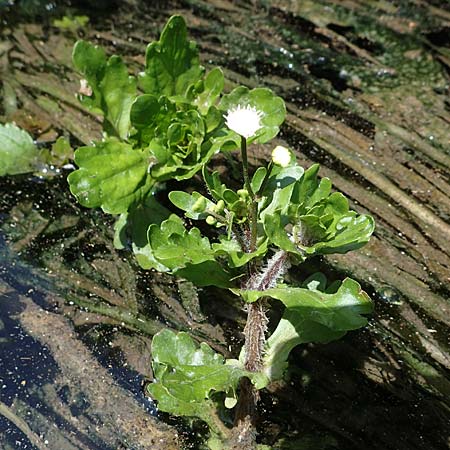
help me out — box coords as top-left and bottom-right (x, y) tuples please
(225, 105), (263, 139)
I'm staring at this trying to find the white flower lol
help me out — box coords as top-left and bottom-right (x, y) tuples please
(271, 145), (292, 167)
(225, 105), (263, 139)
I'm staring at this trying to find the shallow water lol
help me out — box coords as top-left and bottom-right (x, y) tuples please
(1, 1), (450, 449)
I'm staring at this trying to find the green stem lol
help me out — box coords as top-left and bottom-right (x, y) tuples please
(240, 136), (254, 198)
(240, 136), (258, 252)
(256, 161), (274, 198)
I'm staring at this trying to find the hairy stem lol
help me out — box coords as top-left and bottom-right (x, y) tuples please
(229, 377), (258, 450)
(243, 300), (268, 372)
(233, 141), (289, 448)
(231, 301), (267, 450)
(231, 250), (289, 447)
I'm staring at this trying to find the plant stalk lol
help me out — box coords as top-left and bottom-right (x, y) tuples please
(233, 139), (287, 448)
(240, 136), (258, 252)
(256, 161), (273, 198)
(231, 301), (267, 450)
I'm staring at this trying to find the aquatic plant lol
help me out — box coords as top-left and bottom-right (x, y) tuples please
(67, 15), (374, 449)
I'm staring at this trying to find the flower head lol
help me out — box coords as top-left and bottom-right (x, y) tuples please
(225, 105), (263, 139)
(271, 145), (292, 167)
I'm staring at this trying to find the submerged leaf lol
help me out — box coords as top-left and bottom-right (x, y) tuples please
(0, 123), (39, 176)
(113, 196), (171, 270)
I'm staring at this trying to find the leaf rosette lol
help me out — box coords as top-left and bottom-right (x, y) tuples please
(69, 15), (231, 214)
(261, 163), (375, 258)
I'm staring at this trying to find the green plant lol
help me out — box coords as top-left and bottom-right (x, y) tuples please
(67, 15), (374, 449)
(0, 123), (72, 176)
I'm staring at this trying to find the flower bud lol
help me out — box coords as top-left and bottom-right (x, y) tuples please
(206, 215), (217, 226)
(214, 200), (225, 213)
(192, 196), (207, 212)
(237, 189), (249, 198)
(272, 145), (292, 167)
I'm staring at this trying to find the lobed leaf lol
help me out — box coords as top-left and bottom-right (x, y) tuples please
(113, 196), (171, 270)
(237, 278), (373, 381)
(73, 41), (137, 139)
(262, 163), (375, 257)
(140, 15), (204, 97)
(148, 330), (266, 422)
(68, 139), (154, 214)
(212, 237), (269, 268)
(147, 215), (230, 286)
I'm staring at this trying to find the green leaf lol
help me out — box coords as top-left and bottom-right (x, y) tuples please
(72, 40), (137, 139)
(68, 139), (154, 214)
(192, 67), (225, 115)
(238, 278), (373, 381)
(251, 167), (267, 193)
(147, 109), (210, 181)
(0, 123), (39, 175)
(202, 167), (251, 221)
(130, 94), (175, 132)
(262, 163), (375, 257)
(306, 213), (375, 255)
(259, 165), (304, 220)
(140, 15), (203, 97)
(72, 40), (106, 111)
(290, 163), (321, 208)
(219, 86), (286, 143)
(169, 191), (216, 220)
(48, 136), (73, 166)
(53, 15), (89, 31)
(147, 215), (230, 286)
(148, 330), (264, 425)
(213, 236), (269, 268)
(203, 166), (229, 201)
(100, 56), (137, 139)
(113, 196), (171, 270)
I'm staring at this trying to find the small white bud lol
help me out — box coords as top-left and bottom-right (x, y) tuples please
(271, 145), (292, 167)
(206, 215), (217, 225)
